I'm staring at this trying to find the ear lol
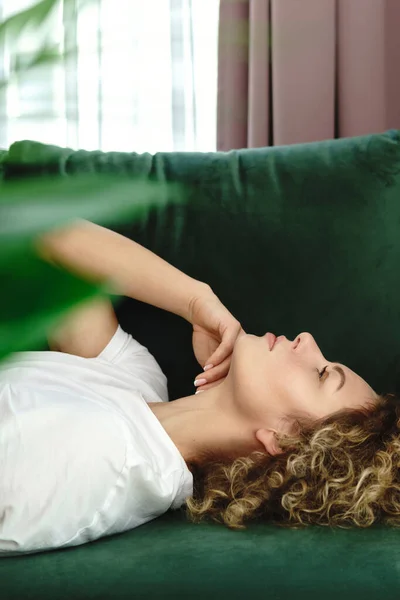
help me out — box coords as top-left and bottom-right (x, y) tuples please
(255, 428), (283, 456)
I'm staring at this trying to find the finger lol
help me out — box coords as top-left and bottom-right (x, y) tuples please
(195, 378), (224, 393)
(196, 355), (230, 379)
(195, 356), (230, 384)
(205, 323), (242, 367)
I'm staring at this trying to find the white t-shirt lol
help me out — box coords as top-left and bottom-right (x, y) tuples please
(0, 325), (193, 557)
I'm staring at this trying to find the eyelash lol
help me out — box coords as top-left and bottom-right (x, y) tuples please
(318, 366), (328, 381)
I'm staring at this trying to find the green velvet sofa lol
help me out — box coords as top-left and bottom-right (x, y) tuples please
(1, 131), (400, 598)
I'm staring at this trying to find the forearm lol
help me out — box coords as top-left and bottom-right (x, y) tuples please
(34, 219), (211, 321)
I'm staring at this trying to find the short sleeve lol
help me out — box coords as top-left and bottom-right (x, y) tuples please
(95, 325), (168, 402)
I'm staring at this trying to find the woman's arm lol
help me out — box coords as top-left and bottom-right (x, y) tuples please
(47, 296), (119, 358)
(34, 219), (212, 322)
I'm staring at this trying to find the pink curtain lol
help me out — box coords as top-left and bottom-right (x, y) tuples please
(217, 0), (400, 151)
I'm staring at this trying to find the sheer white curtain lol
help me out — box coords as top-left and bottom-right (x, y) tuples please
(0, 0), (219, 152)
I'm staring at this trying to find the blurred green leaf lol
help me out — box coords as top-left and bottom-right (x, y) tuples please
(12, 44), (61, 70)
(0, 44), (64, 88)
(0, 0), (186, 364)
(0, 175), (186, 359)
(0, 254), (109, 360)
(0, 0), (93, 88)
(0, 0), (59, 44)
(0, 174), (184, 249)
(0, 0), (91, 42)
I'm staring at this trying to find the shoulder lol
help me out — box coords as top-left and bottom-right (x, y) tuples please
(97, 326), (169, 401)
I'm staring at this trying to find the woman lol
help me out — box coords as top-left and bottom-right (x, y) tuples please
(0, 220), (397, 557)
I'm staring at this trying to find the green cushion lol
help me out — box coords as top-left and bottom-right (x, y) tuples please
(1, 512), (400, 599)
(2, 131), (400, 598)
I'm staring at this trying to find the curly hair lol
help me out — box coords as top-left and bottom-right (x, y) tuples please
(183, 392), (400, 530)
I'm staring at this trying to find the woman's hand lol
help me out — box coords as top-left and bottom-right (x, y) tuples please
(188, 289), (246, 392)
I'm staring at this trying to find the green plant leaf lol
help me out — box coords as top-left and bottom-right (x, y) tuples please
(12, 44), (61, 70)
(0, 0), (56, 41)
(0, 254), (109, 360)
(0, 0), (93, 88)
(0, 0), (92, 42)
(0, 174), (184, 249)
(0, 0), (186, 363)
(0, 175), (186, 360)
(0, 45), (83, 89)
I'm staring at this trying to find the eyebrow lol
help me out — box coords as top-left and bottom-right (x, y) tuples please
(332, 365), (346, 392)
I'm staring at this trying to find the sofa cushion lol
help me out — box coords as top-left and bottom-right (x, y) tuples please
(1, 510), (400, 599)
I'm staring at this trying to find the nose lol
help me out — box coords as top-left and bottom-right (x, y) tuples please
(293, 332), (319, 354)
(293, 333), (303, 350)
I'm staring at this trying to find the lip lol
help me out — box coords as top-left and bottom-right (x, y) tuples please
(266, 333), (286, 350)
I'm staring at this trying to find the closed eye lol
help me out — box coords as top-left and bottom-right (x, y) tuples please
(317, 365), (347, 392)
(317, 366), (328, 381)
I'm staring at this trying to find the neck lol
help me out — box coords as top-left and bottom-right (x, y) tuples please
(147, 378), (265, 464)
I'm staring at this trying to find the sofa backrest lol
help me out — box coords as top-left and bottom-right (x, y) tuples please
(4, 131), (400, 399)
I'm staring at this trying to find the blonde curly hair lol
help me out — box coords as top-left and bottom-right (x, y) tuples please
(183, 392), (400, 530)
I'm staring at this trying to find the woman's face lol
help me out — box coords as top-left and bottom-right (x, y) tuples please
(228, 332), (377, 432)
